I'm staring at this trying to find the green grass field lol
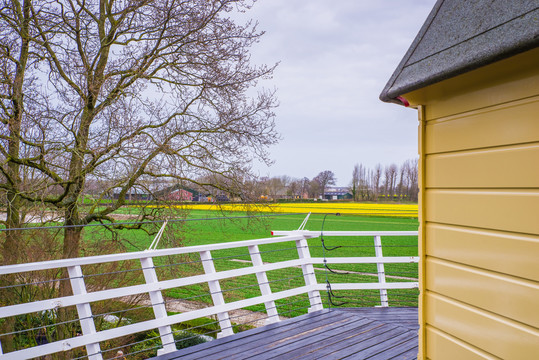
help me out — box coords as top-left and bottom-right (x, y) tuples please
(106, 209), (418, 248)
(18, 209), (418, 313)
(85, 210), (419, 320)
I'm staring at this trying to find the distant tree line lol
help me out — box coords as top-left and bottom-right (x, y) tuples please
(84, 160), (419, 203)
(248, 170), (336, 200)
(249, 159), (418, 203)
(350, 159), (418, 202)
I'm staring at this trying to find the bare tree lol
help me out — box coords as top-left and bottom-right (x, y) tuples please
(314, 170), (336, 199)
(384, 164), (398, 200)
(348, 160), (418, 203)
(0, 0), (44, 264)
(397, 162), (406, 200)
(405, 158), (419, 201)
(287, 178), (302, 199)
(358, 164), (370, 200)
(350, 164), (360, 202)
(301, 177), (310, 198)
(371, 164), (382, 201)
(266, 177), (285, 200)
(308, 178), (320, 199)
(279, 175), (291, 197)
(351, 163), (370, 201)
(0, 0), (278, 262)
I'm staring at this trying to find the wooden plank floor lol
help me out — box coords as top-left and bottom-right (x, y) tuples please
(152, 307), (418, 360)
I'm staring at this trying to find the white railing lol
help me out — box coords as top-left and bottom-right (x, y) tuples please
(0, 230), (418, 360)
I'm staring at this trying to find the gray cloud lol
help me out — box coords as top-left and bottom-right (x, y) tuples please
(240, 0), (437, 185)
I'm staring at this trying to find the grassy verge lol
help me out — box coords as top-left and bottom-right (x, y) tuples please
(123, 210), (420, 316)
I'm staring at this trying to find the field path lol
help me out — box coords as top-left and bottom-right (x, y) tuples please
(136, 297), (286, 328)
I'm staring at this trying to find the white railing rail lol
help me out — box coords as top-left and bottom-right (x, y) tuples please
(0, 231), (418, 360)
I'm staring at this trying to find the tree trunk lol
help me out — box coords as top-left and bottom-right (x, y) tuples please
(63, 202), (83, 260)
(2, 0), (30, 266)
(3, 193), (22, 265)
(0, 3), (31, 351)
(56, 205), (83, 355)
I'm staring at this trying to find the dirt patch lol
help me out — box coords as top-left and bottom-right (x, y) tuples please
(0, 212), (143, 224)
(108, 213), (144, 221)
(136, 297), (286, 328)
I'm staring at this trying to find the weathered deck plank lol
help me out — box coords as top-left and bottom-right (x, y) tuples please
(151, 307), (418, 360)
(257, 318), (377, 359)
(219, 316), (371, 359)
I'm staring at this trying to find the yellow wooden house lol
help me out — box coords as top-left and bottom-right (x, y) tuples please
(380, 0), (539, 359)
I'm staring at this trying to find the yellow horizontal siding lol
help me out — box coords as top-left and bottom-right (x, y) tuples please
(426, 326), (500, 360)
(425, 189), (539, 235)
(425, 224), (539, 281)
(426, 258), (539, 327)
(424, 96), (539, 154)
(426, 143), (539, 188)
(411, 46), (539, 360)
(425, 292), (539, 360)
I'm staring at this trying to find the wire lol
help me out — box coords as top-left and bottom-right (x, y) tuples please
(318, 213), (341, 310)
(319, 213), (342, 251)
(2, 314), (87, 337)
(0, 275), (73, 290)
(326, 282), (349, 307)
(0, 212), (304, 232)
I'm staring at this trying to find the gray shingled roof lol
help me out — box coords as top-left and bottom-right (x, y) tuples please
(380, 0), (539, 105)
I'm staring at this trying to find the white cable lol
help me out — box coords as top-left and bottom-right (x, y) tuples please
(146, 220), (168, 251)
(297, 212), (311, 230)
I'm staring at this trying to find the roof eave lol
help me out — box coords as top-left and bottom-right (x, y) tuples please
(379, 1), (539, 106)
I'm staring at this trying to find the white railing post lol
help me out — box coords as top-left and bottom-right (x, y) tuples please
(373, 235), (389, 307)
(139, 257), (177, 355)
(199, 250), (234, 338)
(67, 265), (102, 360)
(248, 245), (280, 324)
(295, 237), (323, 312)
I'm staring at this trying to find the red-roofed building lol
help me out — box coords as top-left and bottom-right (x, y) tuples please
(167, 189), (193, 201)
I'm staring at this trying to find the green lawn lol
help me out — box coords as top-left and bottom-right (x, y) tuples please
(47, 210), (419, 314)
(104, 209), (418, 247)
(88, 210), (419, 317)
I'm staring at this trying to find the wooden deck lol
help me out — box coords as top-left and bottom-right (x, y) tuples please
(152, 307), (418, 360)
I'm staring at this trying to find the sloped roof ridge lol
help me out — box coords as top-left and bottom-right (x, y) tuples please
(404, 6), (539, 69)
(380, 0), (539, 105)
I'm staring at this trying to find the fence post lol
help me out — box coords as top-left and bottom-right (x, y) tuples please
(248, 245), (280, 324)
(67, 265), (102, 360)
(199, 250), (234, 338)
(139, 257), (177, 355)
(296, 236), (323, 312)
(373, 235), (389, 307)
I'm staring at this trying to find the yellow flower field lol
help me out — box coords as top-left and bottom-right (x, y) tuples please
(180, 202), (418, 218)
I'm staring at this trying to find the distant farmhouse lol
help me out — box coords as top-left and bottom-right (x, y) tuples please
(166, 189), (193, 202)
(110, 184), (197, 202)
(112, 187), (152, 201)
(193, 193), (230, 202)
(193, 194), (210, 202)
(323, 187), (352, 200)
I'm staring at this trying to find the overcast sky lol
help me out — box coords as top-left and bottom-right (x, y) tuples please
(240, 0), (437, 186)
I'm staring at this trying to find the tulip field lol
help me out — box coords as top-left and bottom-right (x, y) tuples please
(179, 202), (418, 218)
